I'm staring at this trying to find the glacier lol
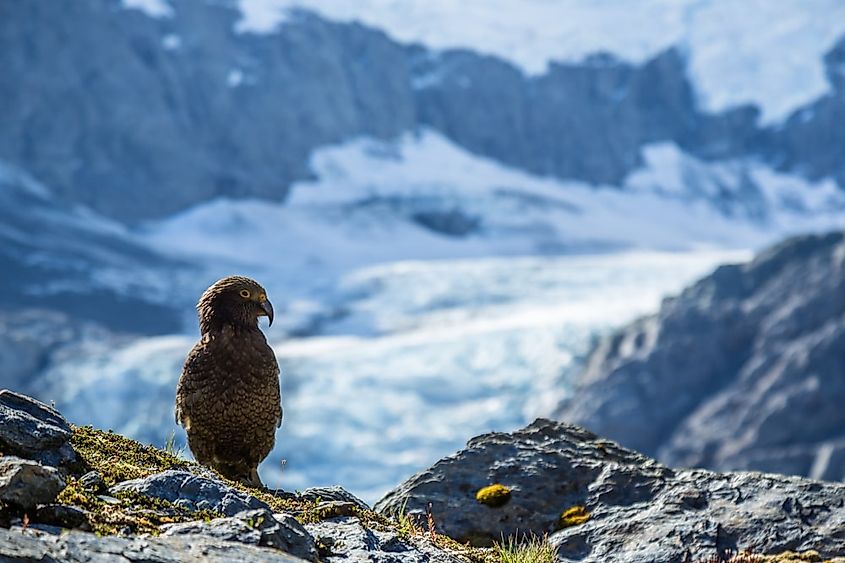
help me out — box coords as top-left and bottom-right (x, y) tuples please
(34, 130), (845, 503)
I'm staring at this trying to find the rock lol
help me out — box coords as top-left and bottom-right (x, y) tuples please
(109, 470), (270, 516)
(376, 419), (845, 561)
(33, 504), (89, 530)
(310, 501), (360, 519)
(305, 516), (462, 563)
(297, 486), (369, 510)
(80, 470), (106, 493)
(0, 389), (75, 467)
(162, 508), (318, 562)
(0, 526), (308, 562)
(0, 456), (65, 510)
(556, 232), (845, 480)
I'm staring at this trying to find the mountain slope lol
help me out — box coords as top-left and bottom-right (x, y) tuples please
(2, 1), (845, 222)
(0, 162), (183, 332)
(556, 231), (845, 481)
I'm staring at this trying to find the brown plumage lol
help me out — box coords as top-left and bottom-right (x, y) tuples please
(176, 276), (281, 487)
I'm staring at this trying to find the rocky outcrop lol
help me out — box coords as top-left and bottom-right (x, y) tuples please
(0, 458), (65, 510)
(0, 390), (75, 468)
(161, 508), (318, 561)
(110, 470), (272, 516)
(377, 418), (845, 562)
(305, 517), (462, 563)
(0, 390), (469, 563)
(556, 231), (845, 480)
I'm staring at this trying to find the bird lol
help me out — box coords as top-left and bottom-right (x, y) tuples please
(175, 276), (281, 487)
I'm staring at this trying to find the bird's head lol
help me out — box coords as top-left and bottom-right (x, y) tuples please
(197, 276), (274, 334)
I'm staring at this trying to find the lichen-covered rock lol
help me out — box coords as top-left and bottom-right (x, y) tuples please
(0, 389), (75, 467)
(162, 508), (318, 562)
(109, 470), (269, 516)
(0, 456), (65, 510)
(376, 419), (845, 562)
(0, 526), (308, 562)
(304, 516), (462, 563)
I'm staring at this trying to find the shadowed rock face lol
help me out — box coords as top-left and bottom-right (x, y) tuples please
(556, 231), (845, 481)
(1, 2), (843, 224)
(376, 418), (845, 562)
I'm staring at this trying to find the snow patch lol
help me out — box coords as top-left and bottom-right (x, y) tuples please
(122, 0), (172, 18)
(161, 34), (182, 50)
(227, 69), (245, 87)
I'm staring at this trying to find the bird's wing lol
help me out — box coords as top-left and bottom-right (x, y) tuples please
(271, 355), (283, 428)
(175, 339), (214, 429)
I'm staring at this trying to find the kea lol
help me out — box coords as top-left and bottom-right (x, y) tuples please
(176, 276), (281, 487)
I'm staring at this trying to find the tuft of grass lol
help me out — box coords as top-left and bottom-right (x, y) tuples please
(394, 499), (424, 538)
(163, 431), (186, 459)
(476, 484), (512, 508)
(558, 505), (590, 529)
(494, 535), (555, 563)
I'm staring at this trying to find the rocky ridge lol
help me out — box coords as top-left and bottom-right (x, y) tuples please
(3, 388), (844, 562)
(556, 231), (845, 481)
(0, 389), (472, 563)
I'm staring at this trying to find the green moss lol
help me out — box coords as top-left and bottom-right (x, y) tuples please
(558, 505), (590, 529)
(70, 425), (190, 486)
(476, 484), (512, 508)
(55, 475), (219, 536)
(58, 426), (218, 536)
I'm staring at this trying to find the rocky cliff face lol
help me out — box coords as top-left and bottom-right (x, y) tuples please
(2, 1), (844, 223)
(556, 231), (845, 481)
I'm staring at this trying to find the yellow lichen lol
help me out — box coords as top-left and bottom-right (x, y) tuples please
(558, 505), (590, 528)
(475, 484), (512, 508)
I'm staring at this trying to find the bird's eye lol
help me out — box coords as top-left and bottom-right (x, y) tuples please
(240, 289), (251, 299)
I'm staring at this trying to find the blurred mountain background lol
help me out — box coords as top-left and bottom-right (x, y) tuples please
(1, 0), (844, 501)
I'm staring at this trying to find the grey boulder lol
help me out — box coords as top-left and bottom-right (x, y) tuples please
(0, 526), (308, 562)
(305, 516), (462, 563)
(0, 389), (75, 467)
(0, 456), (65, 510)
(162, 508), (318, 562)
(376, 418), (845, 562)
(297, 486), (370, 510)
(109, 470), (269, 516)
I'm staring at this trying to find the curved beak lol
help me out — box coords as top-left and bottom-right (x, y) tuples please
(260, 299), (274, 327)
